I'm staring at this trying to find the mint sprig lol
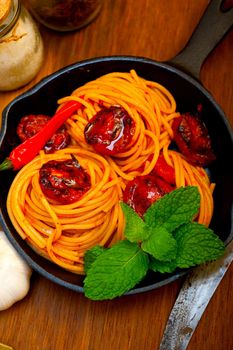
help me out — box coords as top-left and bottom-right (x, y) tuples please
(84, 240), (149, 300)
(141, 226), (177, 261)
(174, 222), (225, 268)
(83, 186), (225, 300)
(84, 245), (105, 273)
(149, 257), (177, 274)
(120, 202), (148, 242)
(144, 186), (200, 231)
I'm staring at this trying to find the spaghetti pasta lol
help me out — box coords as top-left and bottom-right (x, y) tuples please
(62, 71), (180, 178)
(7, 70), (215, 274)
(7, 147), (125, 273)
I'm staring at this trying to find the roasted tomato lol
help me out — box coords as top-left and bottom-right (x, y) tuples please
(123, 174), (174, 217)
(84, 106), (135, 155)
(172, 106), (215, 167)
(151, 154), (176, 186)
(39, 156), (91, 204)
(17, 114), (70, 153)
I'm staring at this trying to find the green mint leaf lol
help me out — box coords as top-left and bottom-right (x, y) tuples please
(141, 226), (177, 261)
(174, 222), (225, 268)
(149, 257), (177, 274)
(83, 240), (149, 300)
(84, 245), (106, 273)
(120, 202), (148, 242)
(144, 186), (200, 231)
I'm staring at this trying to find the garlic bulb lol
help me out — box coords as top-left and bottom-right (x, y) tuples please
(0, 231), (32, 311)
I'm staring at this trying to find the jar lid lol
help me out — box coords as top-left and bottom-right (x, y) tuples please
(0, 0), (11, 24)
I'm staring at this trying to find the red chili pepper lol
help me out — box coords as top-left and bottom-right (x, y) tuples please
(0, 101), (80, 171)
(17, 114), (71, 153)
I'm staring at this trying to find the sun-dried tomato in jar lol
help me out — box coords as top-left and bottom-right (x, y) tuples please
(26, 0), (103, 32)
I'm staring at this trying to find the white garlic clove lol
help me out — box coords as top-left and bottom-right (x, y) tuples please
(0, 231), (32, 311)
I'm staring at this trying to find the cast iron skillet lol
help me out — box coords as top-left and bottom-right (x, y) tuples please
(0, 0), (232, 295)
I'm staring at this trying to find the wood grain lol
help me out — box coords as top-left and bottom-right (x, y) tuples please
(0, 1), (232, 349)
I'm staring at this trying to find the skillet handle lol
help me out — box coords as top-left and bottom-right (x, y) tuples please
(169, 0), (233, 80)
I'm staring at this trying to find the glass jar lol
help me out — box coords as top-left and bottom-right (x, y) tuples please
(0, 0), (44, 91)
(26, 0), (103, 32)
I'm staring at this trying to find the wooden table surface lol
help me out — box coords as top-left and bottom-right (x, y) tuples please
(0, 1), (232, 349)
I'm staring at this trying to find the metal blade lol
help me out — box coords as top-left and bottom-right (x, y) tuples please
(159, 239), (233, 350)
